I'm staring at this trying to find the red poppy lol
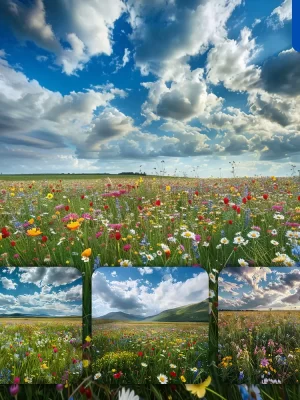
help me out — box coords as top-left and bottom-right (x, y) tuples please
(1, 228), (10, 238)
(41, 236), (48, 243)
(263, 194), (268, 200)
(137, 351), (143, 357)
(81, 195), (85, 200)
(242, 197), (247, 204)
(170, 371), (177, 377)
(155, 199), (161, 206)
(79, 386), (86, 394)
(10, 241), (16, 247)
(85, 388), (92, 399)
(223, 197), (229, 205)
(89, 202), (93, 207)
(65, 205), (70, 211)
(228, 220), (233, 225)
(115, 232), (121, 240)
(195, 191), (199, 196)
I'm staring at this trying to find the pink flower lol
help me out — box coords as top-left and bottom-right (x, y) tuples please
(272, 205), (283, 212)
(108, 224), (123, 230)
(195, 234), (201, 242)
(96, 231), (103, 239)
(123, 244), (131, 251)
(62, 213), (79, 222)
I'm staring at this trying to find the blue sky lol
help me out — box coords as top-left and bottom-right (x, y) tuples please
(92, 266), (208, 317)
(0, 0), (298, 177)
(219, 266), (300, 310)
(0, 267), (82, 316)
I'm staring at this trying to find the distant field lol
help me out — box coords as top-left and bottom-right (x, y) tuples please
(0, 317), (82, 325)
(0, 174), (149, 181)
(92, 320), (209, 384)
(218, 310), (300, 384)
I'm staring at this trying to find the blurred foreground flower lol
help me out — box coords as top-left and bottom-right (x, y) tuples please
(118, 388), (140, 400)
(238, 385), (262, 400)
(185, 376), (211, 398)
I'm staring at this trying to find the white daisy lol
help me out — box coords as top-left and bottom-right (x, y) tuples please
(157, 374), (168, 384)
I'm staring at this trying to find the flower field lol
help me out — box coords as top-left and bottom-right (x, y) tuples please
(0, 318), (82, 384)
(218, 311), (300, 385)
(0, 175), (300, 269)
(92, 321), (209, 384)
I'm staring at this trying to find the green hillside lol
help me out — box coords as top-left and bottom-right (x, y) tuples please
(143, 299), (209, 322)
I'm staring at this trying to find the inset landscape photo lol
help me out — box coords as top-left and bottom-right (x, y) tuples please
(0, 267), (82, 384)
(92, 267), (209, 384)
(218, 267), (300, 385)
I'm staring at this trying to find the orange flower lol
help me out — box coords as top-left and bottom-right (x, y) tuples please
(27, 228), (42, 237)
(81, 248), (92, 257)
(67, 221), (80, 230)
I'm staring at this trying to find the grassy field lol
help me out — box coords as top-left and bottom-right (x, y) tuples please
(0, 318), (82, 384)
(92, 320), (209, 384)
(0, 175), (299, 269)
(218, 310), (300, 385)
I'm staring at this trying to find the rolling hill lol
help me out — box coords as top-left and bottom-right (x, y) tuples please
(96, 299), (209, 322)
(95, 311), (145, 321)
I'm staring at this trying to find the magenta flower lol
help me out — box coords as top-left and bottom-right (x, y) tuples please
(123, 244), (132, 251)
(195, 234), (201, 242)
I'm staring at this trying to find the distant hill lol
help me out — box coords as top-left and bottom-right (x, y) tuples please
(144, 300), (209, 322)
(96, 300), (209, 323)
(95, 311), (145, 321)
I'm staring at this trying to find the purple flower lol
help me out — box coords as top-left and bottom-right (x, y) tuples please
(260, 358), (269, 367)
(9, 384), (19, 397)
(56, 384), (64, 392)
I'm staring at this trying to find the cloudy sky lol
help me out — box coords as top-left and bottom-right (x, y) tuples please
(0, 0), (298, 177)
(92, 266), (208, 317)
(0, 267), (82, 316)
(219, 267), (300, 310)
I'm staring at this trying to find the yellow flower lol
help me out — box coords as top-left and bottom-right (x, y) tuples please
(41, 363), (48, 369)
(46, 193), (54, 199)
(10, 193), (15, 197)
(185, 376), (212, 398)
(81, 248), (92, 257)
(27, 228), (42, 237)
(166, 185), (171, 192)
(85, 335), (92, 342)
(28, 218), (34, 225)
(83, 360), (90, 368)
(180, 375), (186, 383)
(0, 233), (2, 241)
(67, 221), (80, 230)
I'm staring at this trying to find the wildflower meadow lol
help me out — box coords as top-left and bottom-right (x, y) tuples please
(0, 175), (299, 270)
